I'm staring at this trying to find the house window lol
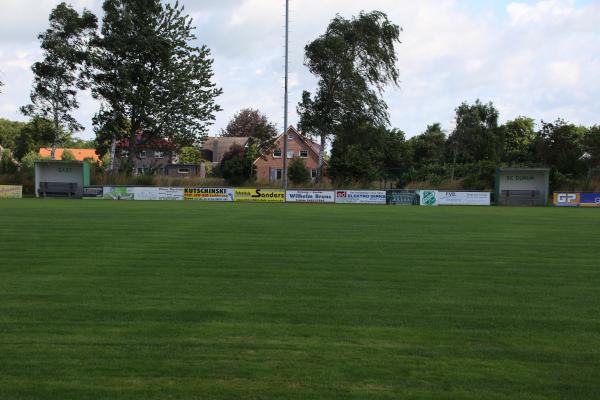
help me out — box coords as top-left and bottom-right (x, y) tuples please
(178, 168), (191, 174)
(311, 169), (318, 179)
(287, 134), (293, 140)
(137, 167), (144, 175)
(121, 149), (129, 158)
(271, 168), (282, 181)
(287, 150), (294, 158)
(300, 150), (308, 158)
(273, 149), (282, 158)
(139, 150), (147, 159)
(155, 151), (164, 159)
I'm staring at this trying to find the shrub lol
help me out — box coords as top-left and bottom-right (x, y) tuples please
(220, 144), (255, 185)
(133, 174), (155, 186)
(20, 151), (49, 172)
(288, 157), (310, 185)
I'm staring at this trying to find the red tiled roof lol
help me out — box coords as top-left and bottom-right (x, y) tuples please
(39, 148), (99, 162)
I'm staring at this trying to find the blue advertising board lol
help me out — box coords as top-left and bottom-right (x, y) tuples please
(580, 193), (600, 208)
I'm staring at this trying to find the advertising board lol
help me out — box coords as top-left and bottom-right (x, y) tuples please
(132, 187), (159, 200)
(553, 192), (580, 207)
(83, 186), (103, 199)
(386, 190), (419, 205)
(286, 190), (335, 203)
(103, 187), (134, 200)
(0, 185), (22, 199)
(234, 188), (285, 202)
(438, 191), (491, 206)
(158, 187), (184, 201)
(184, 187), (233, 201)
(419, 190), (439, 206)
(580, 193), (600, 208)
(103, 187), (159, 200)
(335, 190), (386, 204)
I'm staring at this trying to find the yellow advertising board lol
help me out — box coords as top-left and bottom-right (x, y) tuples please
(234, 188), (285, 202)
(0, 185), (22, 199)
(184, 187), (233, 201)
(553, 192), (580, 207)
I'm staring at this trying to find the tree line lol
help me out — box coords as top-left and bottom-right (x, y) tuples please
(295, 11), (599, 190)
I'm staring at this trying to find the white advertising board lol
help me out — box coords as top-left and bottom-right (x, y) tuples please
(438, 191), (491, 206)
(286, 190), (335, 203)
(335, 190), (386, 204)
(158, 187), (184, 201)
(103, 186), (159, 200)
(132, 187), (159, 200)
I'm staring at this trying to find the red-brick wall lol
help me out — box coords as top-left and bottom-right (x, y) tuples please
(255, 128), (320, 183)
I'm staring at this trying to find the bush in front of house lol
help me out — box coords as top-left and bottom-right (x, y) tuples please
(288, 157), (310, 185)
(220, 144), (256, 185)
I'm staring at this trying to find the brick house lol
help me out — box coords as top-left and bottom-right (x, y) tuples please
(115, 134), (177, 175)
(254, 126), (322, 183)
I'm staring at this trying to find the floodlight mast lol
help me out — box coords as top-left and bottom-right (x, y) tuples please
(282, 0), (289, 189)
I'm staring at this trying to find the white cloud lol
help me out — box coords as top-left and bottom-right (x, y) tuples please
(0, 0), (599, 141)
(507, 0), (576, 25)
(546, 61), (581, 87)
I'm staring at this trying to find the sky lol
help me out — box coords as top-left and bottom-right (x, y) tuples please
(0, 0), (599, 141)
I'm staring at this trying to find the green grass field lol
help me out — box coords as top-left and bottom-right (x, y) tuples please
(1, 200), (599, 399)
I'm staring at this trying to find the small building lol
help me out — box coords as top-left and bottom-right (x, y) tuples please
(495, 167), (550, 206)
(39, 148), (99, 162)
(254, 126), (322, 183)
(34, 160), (90, 198)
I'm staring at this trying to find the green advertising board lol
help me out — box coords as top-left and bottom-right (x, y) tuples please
(419, 190), (438, 206)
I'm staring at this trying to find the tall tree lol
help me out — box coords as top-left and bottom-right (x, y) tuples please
(502, 116), (535, 164)
(221, 108), (278, 154)
(298, 11), (401, 181)
(329, 119), (409, 185)
(448, 100), (503, 163)
(583, 125), (600, 168)
(408, 123), (446, 166)
(0, 119), (28, 150)
(14, 118), (56, 160)
(92, 0), (222, 173)
(534, 119), (585, 175)
(21, 3), (97, 160)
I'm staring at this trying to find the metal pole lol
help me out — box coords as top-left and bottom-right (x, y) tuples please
(282, 0), (289, 189)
